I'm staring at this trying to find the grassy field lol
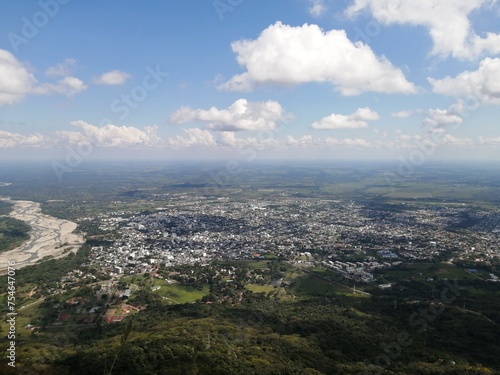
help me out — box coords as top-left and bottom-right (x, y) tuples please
(282, 266), (368, 298)
(152, 279), (209, 303)
(219, 260), (271, 269)
(245, 284), (276, 294)
(378, 263), (479, 283)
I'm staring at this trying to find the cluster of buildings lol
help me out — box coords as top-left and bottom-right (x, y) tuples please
(321, 259), (401, 283)
(77, 195), (500, 281)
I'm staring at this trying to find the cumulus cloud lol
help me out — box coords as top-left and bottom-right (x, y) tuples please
(308, 0), (327, 17)
(346, 0), (500, 60)
(57, 121), (161, 148)
(324, 137), (372, 147)
(286, 135), (315, 147)
(45, 58), (76, 77)
(286, 135), (372, 147)
(0, 49), (37, 106)
(217, 131), (238, 147)
(3, 123), (497, 154)
(93, 70), (130, 85)
(166, 128), (216, 149)
(429, 58), (500, 104)
(423, 103), (464, 129)
(169, 98), (288, 131)
(167, 128), (283, 150)
(219, 22), (416, 95)
(441, 134), (474, 146)
(478, 136), (500, 145)
(0, 130), (47, 148)
(36, 77), (87, 97)
(0, 49), (88, 105)
(312, 107), (379, 130)
(391, 110), (415, 118)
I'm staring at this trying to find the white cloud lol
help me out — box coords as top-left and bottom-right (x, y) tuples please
(441, 134), (474, 146)
(286, 135), (315, 147)
(429, 58), (500, 104)
(217, 131), (238, 146)
(312, 107), (379, 129)
(169, 98), (288, 131)
(346, 0), (500, 60)
(3, 123), (498, 154)
(391, 110), (414, 118)
(58, 121), (161, 147)
(0, 122), (162, 149)
(478, 136), (500, 145)
(0, 130), (47, 148)
(93, 70), (130, 85)
(325, 137), (372, 147)
(218, 131), (280, 149)
(45, 58), (76, 77)
(167, 128), (283, 150)
(36, 77), (88, 97)
(308, 0), (327, 17)
(0, 49), (37, 106)
(287, 135), (374, 148)
(55, 130), (88, 146)
(167, 128), (216, 149)
(0, 49), (88, 105)
(220, 22), (416, 95)
(423, 105), (464, 129)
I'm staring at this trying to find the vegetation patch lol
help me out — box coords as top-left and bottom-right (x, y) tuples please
(0, 200), (13, 215)
(0, 216), (30, 253)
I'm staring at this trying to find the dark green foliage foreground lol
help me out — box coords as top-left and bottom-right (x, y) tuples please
(3, 289), (499, 375)
(1, 251), (499, 374)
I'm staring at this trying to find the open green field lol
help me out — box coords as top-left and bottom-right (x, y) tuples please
(378, 263), (480, 283)
(282, 266), (368, 298)
(219, 260), (272, 269)
(293, 273), (339, 297)
(152, 279), (209, 304)
(245, 283), (276, 294)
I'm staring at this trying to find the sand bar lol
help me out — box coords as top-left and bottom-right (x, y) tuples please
(0, 198), (85, 272)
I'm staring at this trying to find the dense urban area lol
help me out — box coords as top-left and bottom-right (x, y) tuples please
(78, 194), (500, 281)
(1, 163), (500, 374)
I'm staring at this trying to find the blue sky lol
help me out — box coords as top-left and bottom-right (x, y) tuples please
(1, 0), (500, 163)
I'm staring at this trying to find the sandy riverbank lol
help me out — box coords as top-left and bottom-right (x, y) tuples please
(0, 198), (85, 272)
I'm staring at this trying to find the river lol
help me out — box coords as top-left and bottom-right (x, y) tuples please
(0, 197), (85, 272)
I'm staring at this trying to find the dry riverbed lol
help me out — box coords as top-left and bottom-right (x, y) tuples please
(0, 198), (85, 272)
